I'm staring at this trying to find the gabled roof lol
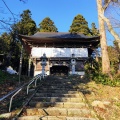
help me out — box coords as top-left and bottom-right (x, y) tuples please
(19, 32), (100, 54)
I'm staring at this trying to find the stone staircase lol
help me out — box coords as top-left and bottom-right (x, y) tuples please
(18, 76), (97, 120)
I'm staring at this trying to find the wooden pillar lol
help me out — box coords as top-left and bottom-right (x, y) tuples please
(19, 45), (23, 84)
(33, 58), (36, 76)
(28, 55), (31, 77)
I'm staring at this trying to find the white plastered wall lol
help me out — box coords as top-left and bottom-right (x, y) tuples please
(32, 47), (88, 76)
(31, 47), (88, 58)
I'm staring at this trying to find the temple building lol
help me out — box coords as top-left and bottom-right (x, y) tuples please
(19, 32), (100, 76)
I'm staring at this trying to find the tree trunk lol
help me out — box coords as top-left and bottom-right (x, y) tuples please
(97, 0), (111, 74)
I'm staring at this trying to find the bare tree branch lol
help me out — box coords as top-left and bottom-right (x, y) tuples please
(103, 0), (112, 11)
(19, 0), (27, 3)
(112, 7), (120, 16)
(0, 19), (12, 25)
(1, 0), (16, 23)
(100, 14), (120, 48)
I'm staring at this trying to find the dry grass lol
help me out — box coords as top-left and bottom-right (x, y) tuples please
(84, 81), (120, 120)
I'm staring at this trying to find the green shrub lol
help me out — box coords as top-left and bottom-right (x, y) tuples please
(85, 57), (120, 87)
(90, 72), (120, 87)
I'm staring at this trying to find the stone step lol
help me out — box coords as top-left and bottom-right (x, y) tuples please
(42, 82), (80, 86)
(39, 85), (77, 88)
(32, 97), (84, 102)
(43, 80), (71, 82)
(26, 108), (92, 117)
(29, 102), (87, 108)
(40, 81), (75, 84)
(37, 90), (78, 94)
(41, 84), (70, 86)
(39, 87), (78, 90)
(38, 88), (77, 91)
(18, 77), (95, 120)
(35, 93), (80, 97)
(18, 115), (96, 120)
(42, 81), (73, 84)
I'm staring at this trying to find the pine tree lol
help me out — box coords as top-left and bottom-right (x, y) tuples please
(69, 14), (91, 36)
(39, 17), (58, 32)
(91, 23), (99, 36)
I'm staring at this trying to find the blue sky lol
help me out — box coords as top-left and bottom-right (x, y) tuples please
(0, 0), (98, 31)
(0, 0), (114, 45)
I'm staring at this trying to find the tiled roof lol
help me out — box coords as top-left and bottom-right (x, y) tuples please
(20, 32), (99, 39)
(19, 32), (100, 54)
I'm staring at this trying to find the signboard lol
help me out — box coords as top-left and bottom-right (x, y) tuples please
(31, 47), (88, 58)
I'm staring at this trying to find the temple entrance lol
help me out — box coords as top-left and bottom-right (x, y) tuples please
(19, 32), (100, 76)
(50, 65), (69, 75)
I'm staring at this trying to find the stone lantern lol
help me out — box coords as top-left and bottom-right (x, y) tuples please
(71, 54), (76, 74)
(40, 53), (47, 75)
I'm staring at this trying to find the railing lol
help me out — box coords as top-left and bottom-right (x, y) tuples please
(0, 73), (47, 112)
(9, 88), (22, 112)
(0, 86), (22, 102)
(27, 73), (45, 95)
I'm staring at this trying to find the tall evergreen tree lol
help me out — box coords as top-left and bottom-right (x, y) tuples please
(69, 14), (91, 36)
(0, 32), (20, 69)
(14, 9), (37, 35)
(38, 17), (58, 32)
(12, 9), (37, 73)
(91, 23), (99, 36)
(0, 10), (37, 72)
(0, 33), (11, 54)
